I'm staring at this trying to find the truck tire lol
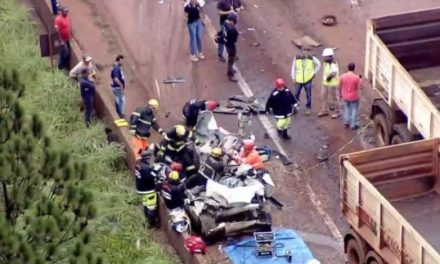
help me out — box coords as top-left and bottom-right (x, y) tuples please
(346, 239), (364, 264)
(365, 250), (385, 264)
(390, 123), (414, 145)
(373, 113), (390, 146)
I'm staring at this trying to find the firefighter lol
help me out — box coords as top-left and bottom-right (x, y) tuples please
(182, 99), (219, 128)
(161, 170), (186, 210)
(157, 125), (197, 178)
(236, 139), (263, 169)
(129, 99), (164, 160)
(265, 78), (298, 139)
(186, 147), (225, 188)
(134, 150), (159, 227)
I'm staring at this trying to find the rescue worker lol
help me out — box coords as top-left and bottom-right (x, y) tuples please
(186, 147), (225, 188)
(134, 150), (159, 227)
(291, 46), (321, 115)
(265, 78), (298, 140)
(129, 99), (164, 160)
(157, 125), (197, 178)
(182, 99), (219, 128)
(161, 170), (186, 210)
(236, 139), (263, 169)
(318, 48), (340, 118)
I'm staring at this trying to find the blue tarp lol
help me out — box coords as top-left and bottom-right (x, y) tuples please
(224, 229), (315, 264)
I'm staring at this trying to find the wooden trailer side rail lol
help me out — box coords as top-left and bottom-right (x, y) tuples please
(365, 18), (440, 140)
(340, 139), (440, 263)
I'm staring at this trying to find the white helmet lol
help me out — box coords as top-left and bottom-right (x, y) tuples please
(169, 208), (190, 233)
(307, 259), (321, 264)
(322, 48), (334, 57)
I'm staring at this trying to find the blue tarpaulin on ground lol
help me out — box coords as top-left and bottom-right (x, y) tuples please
(224, 229), (315, 264)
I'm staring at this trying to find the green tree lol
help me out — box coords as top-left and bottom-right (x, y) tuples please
(0, 68), (102, 264)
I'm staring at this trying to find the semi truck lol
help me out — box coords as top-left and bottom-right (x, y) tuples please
(366, 8), (440, 146)
(340, 138), (440, 264)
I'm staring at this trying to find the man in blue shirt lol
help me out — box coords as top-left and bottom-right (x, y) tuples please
(111, 55), (126, 118)
(79, 68), (96, 127)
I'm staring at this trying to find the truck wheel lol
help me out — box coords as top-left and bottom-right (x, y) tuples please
(365, 250), (384, 264)
(373, 113), (390, 146)
(346, 239), (364, 264)
(390, 123), (413, 145)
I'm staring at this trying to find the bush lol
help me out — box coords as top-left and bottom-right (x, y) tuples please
(0, 0), (174, 263)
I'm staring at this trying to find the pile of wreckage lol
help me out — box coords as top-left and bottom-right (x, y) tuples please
(154, 95), (286, 246)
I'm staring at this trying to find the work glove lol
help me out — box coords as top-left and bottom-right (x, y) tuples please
(129, 129), (135, 135)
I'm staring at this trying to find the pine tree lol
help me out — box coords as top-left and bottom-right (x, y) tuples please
(0, 68), (102, 264)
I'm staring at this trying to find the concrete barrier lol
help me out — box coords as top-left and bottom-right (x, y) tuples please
(29, 1), (227, 263)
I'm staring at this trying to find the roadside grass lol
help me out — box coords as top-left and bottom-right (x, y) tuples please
(0, 0), (174, 263)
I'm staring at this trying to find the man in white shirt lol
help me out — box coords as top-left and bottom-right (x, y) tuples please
(69, 55), (97, 81)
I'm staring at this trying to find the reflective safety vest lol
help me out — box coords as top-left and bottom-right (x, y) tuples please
(295, 58), (315, 84)
(322, 62), (339, 86)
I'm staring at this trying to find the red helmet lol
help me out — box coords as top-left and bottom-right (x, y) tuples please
(206, 100), (218, 111)
(243, 139), (255, 152)
(170, 162), (183, 172)
(275, 78), (285, 89)
(184, 236), (206, 254)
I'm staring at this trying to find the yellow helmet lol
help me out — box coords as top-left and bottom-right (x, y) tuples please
(168, 170), (180, 181)
(175, 125), (186, 137)
(211, 147), (223, 158)
(148, 99), (159, 110)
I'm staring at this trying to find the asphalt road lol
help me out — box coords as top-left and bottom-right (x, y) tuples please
(61, 0), (440, 262)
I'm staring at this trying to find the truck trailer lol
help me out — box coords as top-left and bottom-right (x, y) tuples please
(366, 8), (440, 146)
(340, 138), (440, 264)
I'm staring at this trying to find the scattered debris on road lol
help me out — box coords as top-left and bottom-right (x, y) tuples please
(321, 15), (337, 26)
(163, 77), (185, 84)
(291, 35), (321, 49)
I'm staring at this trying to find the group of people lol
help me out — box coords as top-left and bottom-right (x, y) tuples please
(182, 1), (362, 131)
(130, 98), (265, 227)
(265, 47), (362, 136)
(184, 0), (242, 82)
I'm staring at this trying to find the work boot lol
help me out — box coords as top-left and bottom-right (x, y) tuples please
(197, 53), (205, 60)
(190, 55), (199, 62)
(317, 110), (329, 117)
(218, 56), (226, 62)
(305, 109), (311, 115)
(282, 130), (291, 140)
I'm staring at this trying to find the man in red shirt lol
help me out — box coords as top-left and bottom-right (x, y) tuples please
(54, 6), (72, 70)
(339, 63), (362, 130)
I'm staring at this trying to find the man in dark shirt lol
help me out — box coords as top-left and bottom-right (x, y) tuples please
(224, 12), (239, 82)
(217, 0), (234, 62)
(110, 55), (126, 118)
(79, 68), (96, 127)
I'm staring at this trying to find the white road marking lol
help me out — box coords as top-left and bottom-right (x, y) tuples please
(203, 15), (344, 246)
(155, 79), (161, 98)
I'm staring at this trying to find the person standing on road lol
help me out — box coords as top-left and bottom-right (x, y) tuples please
(340, 63), (362, 130)
(291, 46), (321, 115)
(217, 0), (234, 62)
(54, 6), (72, 70)
(318, 48), (340, 119)
(79, 68), (96, 127)
(110, 55), (126, 119)
(129, 99), (165, 160)
(265, 78), (298, 139)
(184, 0), (205, 63)
(134, 149), (159, 227)
(224, 12), (239, 82)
